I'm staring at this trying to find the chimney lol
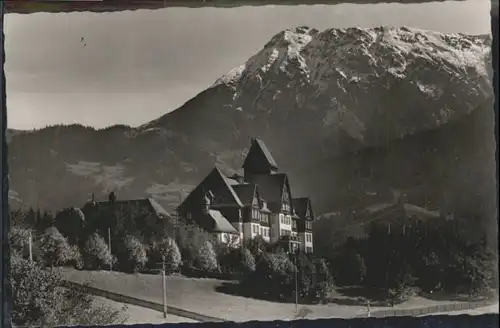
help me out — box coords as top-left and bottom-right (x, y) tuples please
(91, 193), (96, 206)
(109, 191), (116, 203)
(231, 172), (244, 184)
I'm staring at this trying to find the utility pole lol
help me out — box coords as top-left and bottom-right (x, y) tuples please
(108, 227), (112, 271)
(294, 251), (298, 313)
(28, 230), (33, 263)
(162, 255), (167, 319)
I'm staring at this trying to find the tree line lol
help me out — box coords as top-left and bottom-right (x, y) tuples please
(9, 203), (497, 325)
(329, 218), (497, 305)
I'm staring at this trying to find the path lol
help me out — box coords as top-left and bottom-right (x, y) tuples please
(60, 268), (495, 323)
(418, 303), (499, 317)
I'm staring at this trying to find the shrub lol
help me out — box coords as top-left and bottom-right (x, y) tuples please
(176, 224), (214, 268)
(38, 227), (75, 267)
(116, 235), (148, 273)
(82, 233), (114, 270)
(194, 241), (218, 272)
(9, 226), (31, 259)
(335, 252), (366, 286)
(159, 237), (182, 273)
(244, 236), (269, 257)
(11, 257), (126, 326)
(248, 252), (296, 300)
(312, 258), (335, 302)
(239, 247), (256, 274)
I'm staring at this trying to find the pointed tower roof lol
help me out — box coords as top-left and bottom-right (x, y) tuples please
(243, 138), (278, 171)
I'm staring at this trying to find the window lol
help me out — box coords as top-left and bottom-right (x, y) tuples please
(260, 227), (263, 235)
(186, 212), (192, 220)
(282, 203), (290, 213)
(305, 221), (312, 230)
(260, 213), (268, 224)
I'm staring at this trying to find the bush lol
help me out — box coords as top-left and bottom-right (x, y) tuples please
(176, 224), (214, 268)
(38, 227), (75, 267)
(335, 252), (366, 286)
(247, 252), (296, 300)
(239, 247), (256, 274)
(82, 233), (114, 270)
(9, 226), (31, 259)
(116, 235), (148, 273)
(218, 246), (256, 276)
(244, 236), (269, 257)
(11, 257), (126, 326)
(194, 241), (218, 272)
(159, 237), (182, 274)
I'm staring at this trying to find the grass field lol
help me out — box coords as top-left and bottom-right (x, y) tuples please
(93, 296), (198, 324)
(60, 268), (481, 322)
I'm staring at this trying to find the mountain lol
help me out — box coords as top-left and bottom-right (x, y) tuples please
(7, 26), (495, 234)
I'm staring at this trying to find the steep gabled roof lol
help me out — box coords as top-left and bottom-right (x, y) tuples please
(232, 184), (258, 206)
(293, 197), (309, 217)
(207, 210), (239, 234)
(243, 138), (278, 171)
(214, 167), (244, 207)
(254, 138), (278, 169)
(94, 198), (171, 219)
(179, 167), (244, 209)
(246, 173), (290, 212)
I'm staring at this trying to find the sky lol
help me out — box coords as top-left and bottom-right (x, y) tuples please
(5, 0), (492, 130)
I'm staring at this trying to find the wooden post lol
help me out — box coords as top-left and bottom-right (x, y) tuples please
(294, 252), (298, 313)
(162, 256), (167, 319)
(108, 227), (112, 271)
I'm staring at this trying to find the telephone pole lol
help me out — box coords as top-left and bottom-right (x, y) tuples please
(108, 227), (112, 271)
(294, 251), (298, 313)
(162, 255), (167, 319)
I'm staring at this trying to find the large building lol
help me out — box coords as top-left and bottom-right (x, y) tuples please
(177, 138), (315, 253)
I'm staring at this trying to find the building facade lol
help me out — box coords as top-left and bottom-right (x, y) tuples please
(177, 138), (315, 253)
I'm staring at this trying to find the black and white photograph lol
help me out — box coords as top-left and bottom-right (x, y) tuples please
(3, 0), (498, 326)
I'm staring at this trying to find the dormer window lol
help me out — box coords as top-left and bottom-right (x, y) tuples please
(203, 190), (214, 213)
(282, 203), (290, 213)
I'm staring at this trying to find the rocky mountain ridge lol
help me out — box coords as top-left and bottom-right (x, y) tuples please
(7, 26), (495, 230)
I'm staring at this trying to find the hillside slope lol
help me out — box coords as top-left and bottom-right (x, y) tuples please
(7, 27), (494, 230)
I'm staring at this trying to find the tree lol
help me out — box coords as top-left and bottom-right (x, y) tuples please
(11, 257), (126, 326)
(239, 247), (256, 274)
(116, 235), (148, 273)
(335, 252), (366, 286)
(159, 237), (182, 274)
(176, 223), (214, 268)
(9, 226), (31, 259)
(244, 236), (269, 257)
(38, 227), (75, 267)
(54, 208), (86, 245)
(82, 233), (114, 270)
(245, 252), (296, 301)
(194, 241), (218, 272)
